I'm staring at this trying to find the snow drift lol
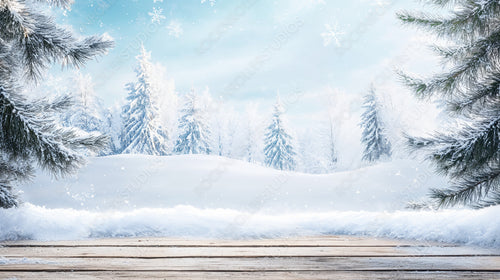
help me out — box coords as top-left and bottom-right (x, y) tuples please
(20, 154), (444, 211)
(1, 154), (497, 247)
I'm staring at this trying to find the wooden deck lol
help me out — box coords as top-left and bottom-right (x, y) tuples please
(0, 236), (499, 279)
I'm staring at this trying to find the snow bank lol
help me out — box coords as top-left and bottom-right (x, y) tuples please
(20, 154), (446, 212)
(7, 154), (496, 247)
(1, 203), (499, 247)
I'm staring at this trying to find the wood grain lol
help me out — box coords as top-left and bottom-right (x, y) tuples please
(0, 236), (498, 279)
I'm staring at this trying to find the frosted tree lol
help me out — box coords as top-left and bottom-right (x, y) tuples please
(241, 103), (264, 163)
(297, 131), (327, 174)
(101, 106), (121, 155)
(62, 72), (105, 133)
(174, 89), (212, 154)
(399, 0), (500, 207)
(326, 108), (338, 169)
(263, 96), (296, 171)
(120, 46), (169, 155)
(0, 0), (113, 208)
(360, 86), (392, 162)
(211, 99), (238, 157)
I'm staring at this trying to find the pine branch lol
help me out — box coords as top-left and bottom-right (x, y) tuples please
(0, 183), (18, 208)
(0, 157), (33, 182)
(398, 1), (500, 42)
(447, 76), (500, 114)
(431, 29), (500, 65)
(472, 189), (500, 208)
(397, 71), (432, 99)
(33, 0), (74, 9)
(431, 164), (500, 207)
(0, 1), (35, 41)
(421, 0), (461, 7)
(408, 115), (500, 180)
(21, 12), (114, 81)
(0, 87), (108, 177)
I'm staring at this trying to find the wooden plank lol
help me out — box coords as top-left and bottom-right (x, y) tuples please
(0, 236), (453, 247)
(0, 245), (497, 258)
(0, 271), (499, 280)
(0, 256), (499, 271)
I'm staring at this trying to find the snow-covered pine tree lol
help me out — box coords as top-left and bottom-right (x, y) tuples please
(174, 89), (212, 154)
(62, 72), (105, 133)
(263, 95), (296, 171)
(120, 46), (169, 155)
(0, 0), (113, 208)
(102, 105), (122, 155)
(359, 86), (392, 162)
(398, 0), (500, 207)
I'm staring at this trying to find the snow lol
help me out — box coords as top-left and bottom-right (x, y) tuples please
(1, 202), (500, 247)
(1, 154), (494, 247)
(20, 155), (442, 211)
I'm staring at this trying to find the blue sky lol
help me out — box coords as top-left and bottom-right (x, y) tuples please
(56, 0), (428, 108)
(47, 0), (444, 167)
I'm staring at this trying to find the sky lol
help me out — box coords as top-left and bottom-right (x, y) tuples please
(53, 0), (429, 102)
(48, 0), (443, 167)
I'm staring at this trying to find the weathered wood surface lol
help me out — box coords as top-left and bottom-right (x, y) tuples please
(0, 236), (499, 279)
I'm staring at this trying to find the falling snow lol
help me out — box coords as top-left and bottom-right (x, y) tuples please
(321, 23), (345, 47)
(148, 7), (166, 24)
(167, 20), (183, 38)
(201, 0), (216, 7)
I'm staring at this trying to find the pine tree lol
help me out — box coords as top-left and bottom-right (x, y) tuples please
(174, 89), (212, 155)
(120, 46), (169, 155)
(360, 86), (392, 162)
(0, 0), (113, 208)
(398, 0), (500, 207)
(263, 95), (296, 171)
(102, 105), (122, 155)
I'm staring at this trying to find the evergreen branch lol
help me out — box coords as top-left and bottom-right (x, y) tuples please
(431, 29), (500, 65)
(33, 0), (74, 9)
(408, 117), (500, 177)
(0, 0), (35, 40)
(0, 183), (18, 208)
(0, 39), (16, 79)
(21, 11), (113, 81)
(472, 189), (500, 208)
(420, 0), (461, 7)
(397, 11), (444, 30)
(447, 76), (500, 114)
(398, 1), (500, 42)
(60, 129), (109, 153)
(400, 40), (500, 99)
(396, 71), (432, 98)
(0, 157), (33, 182)
(62, 35), (114, 68)
(0, 87), (106, 177)
(431, 164), (500, 207)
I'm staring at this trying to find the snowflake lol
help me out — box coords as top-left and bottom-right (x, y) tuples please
(201, 0), (216, 7)
(167, 20), (183, 38)
(148, 7), (166, 24)
(321, 23), (345, 47)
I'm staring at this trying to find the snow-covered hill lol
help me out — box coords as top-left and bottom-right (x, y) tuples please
(1, 155), (498, 247)
(20, 154), (444, 211)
